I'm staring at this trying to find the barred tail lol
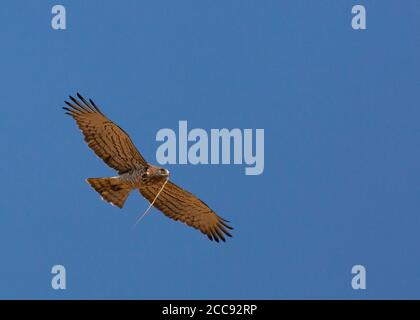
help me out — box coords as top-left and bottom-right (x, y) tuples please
(86, 177), (132, 208)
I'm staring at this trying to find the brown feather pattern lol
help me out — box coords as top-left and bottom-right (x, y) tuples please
(64, 93), (233, 242)
(63, 93), (147, 174)
(139, 180), (233, 242)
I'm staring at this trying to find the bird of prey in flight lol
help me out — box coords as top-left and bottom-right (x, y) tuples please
(63, 93), (233, 242)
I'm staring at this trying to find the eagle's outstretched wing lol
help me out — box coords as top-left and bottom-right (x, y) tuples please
(139, 180), (233, 242)
(63, 93), (147, 174)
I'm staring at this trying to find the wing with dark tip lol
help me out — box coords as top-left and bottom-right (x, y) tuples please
(63, 93), (148, 174)
(139, 180), (233, 242)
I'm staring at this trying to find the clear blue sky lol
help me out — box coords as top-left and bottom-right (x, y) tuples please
(0, 1), (419, 299)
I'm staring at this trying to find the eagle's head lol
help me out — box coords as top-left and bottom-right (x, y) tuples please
(141, 165), (169, 185)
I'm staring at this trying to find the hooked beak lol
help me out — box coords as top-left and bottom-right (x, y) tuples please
(160, 168), (170, 177)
